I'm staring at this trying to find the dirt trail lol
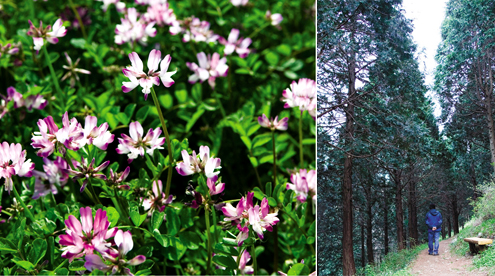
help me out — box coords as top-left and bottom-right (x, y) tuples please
(409, 237), (487, 275)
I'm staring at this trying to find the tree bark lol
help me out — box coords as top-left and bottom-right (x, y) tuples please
(471, 159), (478, 201)
(408, 180), (418, 247)
(384, 200), (389, 255)
(452, 195), (460, 234)
(361, 224), (365, 268)
(342, 46), (357, 276)
(447, 215), (452, 238)
(366, 196), (374, 264)
(394, 170), (405, 251)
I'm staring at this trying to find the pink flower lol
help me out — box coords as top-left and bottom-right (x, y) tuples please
(178, 17), (219, 43)
(175, 145), (221, 179)
(0, 43), (19, 58)
(115, 8), (156, 46)
(219, 29), (252, 58)
(142, 180), (174, 213)
(266, 11), (283, 28)
(207, 175), (225, 195)
(31, 116), (59, 157)
(24, 95), (47, 110)
(61, 52), (91, 88)
(186, 52), (228, 89)
(221, 192), (253, 225)
(248, 198), (279, 239)
(96, 0), (119, 12)
(2, 87), (47, 111)
(116, 121), (165, 162)
(234, 249), (254, 275)
(54, 112), (85, 153)
(59, 207), (118, 262)
(107, 166), (131, 190)
(143, 2), (177, 27)
(32, 157), (69, 199)
(281, 78), (316, 114)
(0, 142), (34, 194)
(84, 230), (146, 275)
(286, 169), (316, 203)
(231, 0), (248, 6)
(68, 157), (110, 192)
(6, 87), (23, 108)
(83, 116), (114, 150)
(27, 18), (67, 52)
(122, 50), (176, 100)
(258, 114), (288, 131)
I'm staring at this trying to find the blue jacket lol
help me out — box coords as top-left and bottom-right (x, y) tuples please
(425, 209), (442, 231)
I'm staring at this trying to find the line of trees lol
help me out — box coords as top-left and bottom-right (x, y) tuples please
(317, 0), (492, 275)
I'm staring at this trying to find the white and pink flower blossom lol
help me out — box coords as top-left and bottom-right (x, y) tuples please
(170, 17), (219, 43)
(142, 180), (174, 214)
(207, 175), (225, 196)
(186, 52), (228, 89)
(175, 145), (221, 179)
(266, 11), (283, 28)
(82, 116), (114, 150)
(68, 157), (110, 192)
(258, 114), (289, 131)
(6, 87), (23, 108)
(219, 29), (252, 58)
(122, 50), (177, 100)
(32, 157), (69, 199)
(61, 52), (91, 88)
(286, 169), (316, 203)
(233, 249), (254, 275)
(59, 207), (118, 262)
(96, 0), (119, 12)
(107, 166), (131, 190)
(231, 0), (248, 6)
(115, 7), (156, 46)
(84, 230), (146, 275)
(222, 192), (254, 225)
(27, 19), (67, 52)
(2, 87), (47, 111)
(281, 78), (316, 117)
(116, 121), (165, 162)
(143, 2), (177, 27)
(248, 198), (279, 239)
(0, 142), (34, 194)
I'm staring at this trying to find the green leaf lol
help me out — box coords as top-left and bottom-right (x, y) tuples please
(166, 207), (180, 236)
(28, 238), (47, 265)
(268, 197), (277, 207)
(116, 112), (129, 125)
(287, 263), (310, 275)
(284, 70), (298, 79)
(185, 106), (205, 132)
(191, 83), (202, 102)
(175, 88), (188, 103)
(284, 190), (294, 207)
(276, 44), (292, 56)
(0, 238), (17, 252)
(179, 231), (200, 250)
(136, 106), (150, 121)
(151, 210), (165, 230)
(70, 38), (86, 49)
(13, 260), (34, 271)
(69, 260), (86, 271)
(213, 255), (238, 270)
(164, 237), (187, 261)
(249, 156), (258, 167)
(253, 187), (265, 201)
(130, 205), (147, 227)
(265, 52), (279, 65)
(153, 229), (168, 247)
(222, 238), (238, 246)
(252, 133), (272, 148)
(302, 138), (315, 145)
(159, 93), (174, 109)
(259, 154), (274, 164)
(265, 182), (272, 197)
(240, 136), (252, 149)
(55, 268), (69, 275)
(105, 207), (119, 227)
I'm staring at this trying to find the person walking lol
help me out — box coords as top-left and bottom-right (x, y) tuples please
(425, 203), (443, 256)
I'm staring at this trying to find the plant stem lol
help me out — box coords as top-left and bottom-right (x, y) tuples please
(12, 182), (35, 223)
(248, 23), (270, 39)
(42, 44), (63, 99)
(251, 244), (257, 275)
(213, 91), (227, 118)
(150, 86), (173, 198)
(63, 153), (99, 204)
(299, 111), (304, 168)
(86, 178), (100, 205)
(205, 207), (213, 275)
(272, 131), (277, 186)
(67, 0), (87, 39)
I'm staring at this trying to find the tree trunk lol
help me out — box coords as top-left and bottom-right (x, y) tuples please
(408, 181), (418, 246)
(471, 160), (478, 201)
(394, 170), (405, 251)
(342, 47), (357, 276)
(384, 201), (389, 255)
(447, 215), (452, 238)
(366, 197), (373, 264)
(441, 226), (446, 240)
(361, 224), (365, 268)
(452, 195), (460, 234)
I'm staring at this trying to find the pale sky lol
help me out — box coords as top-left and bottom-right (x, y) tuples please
(401, 0), (449, 120)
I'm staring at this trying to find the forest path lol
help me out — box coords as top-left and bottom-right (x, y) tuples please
(409, 237), (487, 275)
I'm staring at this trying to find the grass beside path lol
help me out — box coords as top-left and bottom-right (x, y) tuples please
(358, 243), (428, 276)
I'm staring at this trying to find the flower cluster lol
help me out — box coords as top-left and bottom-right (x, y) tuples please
(115, 8), (157, 45)
(0, 87), (47, 119)
(186, 52), (228, 89)
(84, 229), (146, 275)
(176, 145), (221, 180)
(266, 10), (283, 28)
(231, 0), (248, 6)
(97, 0), (125, 12)
(32, 157), (69, 199)
(170, 16), (219, 43)
(258, 114), (289, 131)
(219, 28), (252, 58)
(222, 192), (279, 245)
(286, 169), (316, 204)
(27, 18), (67, 52)
(142, 180), (174, 214)
(116, 121), (165, 162)
(121, 50), (176, 99)
(0, 43), (19, 58)
(68, 158), (110, 192)
(281, 78), (316, 118)
(0, 142), (34, 194)
(31, 112), (114, 157)
(61, 52), (91, 88)
(143, 1), (177, 27)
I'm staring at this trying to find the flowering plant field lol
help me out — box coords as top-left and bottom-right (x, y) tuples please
(0, 0), (315, 275)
